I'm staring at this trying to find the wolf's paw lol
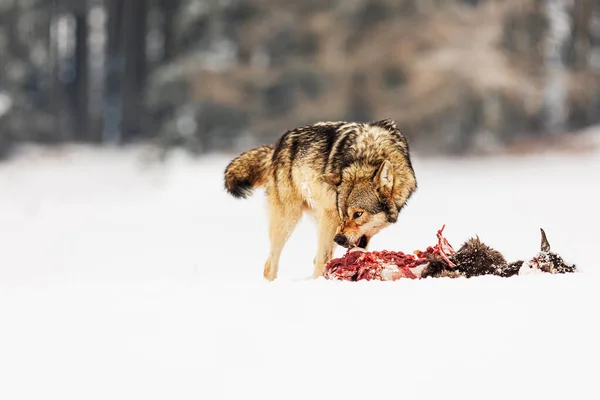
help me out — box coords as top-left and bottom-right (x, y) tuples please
(263, 262), (277, 281)
(263, 273), (276, 281)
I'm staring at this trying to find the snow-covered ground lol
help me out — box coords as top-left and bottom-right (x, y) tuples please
(0, 140), (599, 400)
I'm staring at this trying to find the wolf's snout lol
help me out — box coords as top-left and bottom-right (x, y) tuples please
(333, 235), (347, 247)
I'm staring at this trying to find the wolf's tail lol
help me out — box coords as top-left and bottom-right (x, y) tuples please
(224, 145), (274, 198)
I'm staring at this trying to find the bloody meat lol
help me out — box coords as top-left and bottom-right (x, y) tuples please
(324, 225), (455, 281)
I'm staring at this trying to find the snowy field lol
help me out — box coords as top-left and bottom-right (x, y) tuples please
(0, 138), (599, 400)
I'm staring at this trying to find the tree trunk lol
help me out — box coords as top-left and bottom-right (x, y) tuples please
(160, 0), (179, 62)
(121, 0), (148, 141)
(73, 10), (89, 140)
(103, 0), (124, 143)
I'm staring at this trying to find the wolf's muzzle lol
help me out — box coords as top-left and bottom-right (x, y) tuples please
(333, 234), (348, 247)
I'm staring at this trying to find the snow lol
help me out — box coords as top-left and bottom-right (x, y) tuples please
(0, 142), (599, 400)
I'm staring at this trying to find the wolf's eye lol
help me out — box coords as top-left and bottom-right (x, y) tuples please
(353, 211), (363, 219)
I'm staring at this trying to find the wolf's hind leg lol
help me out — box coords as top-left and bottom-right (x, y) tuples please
(263, 197), (302, 281)
(312, 209), (338, 279)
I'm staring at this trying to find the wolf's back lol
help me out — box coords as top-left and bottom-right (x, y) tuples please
(224, 145), (274, 198)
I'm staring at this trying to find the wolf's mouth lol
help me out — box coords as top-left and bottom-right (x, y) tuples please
(357, 235), (369, 249)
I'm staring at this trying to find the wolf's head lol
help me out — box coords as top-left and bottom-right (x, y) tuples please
(324, 159), (414, 249)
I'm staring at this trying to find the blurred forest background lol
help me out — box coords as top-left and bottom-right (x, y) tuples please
(1, 0), (600, 158)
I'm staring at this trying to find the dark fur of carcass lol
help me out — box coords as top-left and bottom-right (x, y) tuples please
(422, 237), (519, 278)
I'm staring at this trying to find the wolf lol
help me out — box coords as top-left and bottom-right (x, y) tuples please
(224, 119), (417, 280)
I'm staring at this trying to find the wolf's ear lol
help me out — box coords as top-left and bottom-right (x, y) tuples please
(370, 119), (397, 131)
(374, 160), (394, 193)
(322, 173), (341, 186)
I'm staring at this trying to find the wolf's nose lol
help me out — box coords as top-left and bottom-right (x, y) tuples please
(333, 235), (347, 246)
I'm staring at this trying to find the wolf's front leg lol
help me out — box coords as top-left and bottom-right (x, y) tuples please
(312, 210), (339, 279)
